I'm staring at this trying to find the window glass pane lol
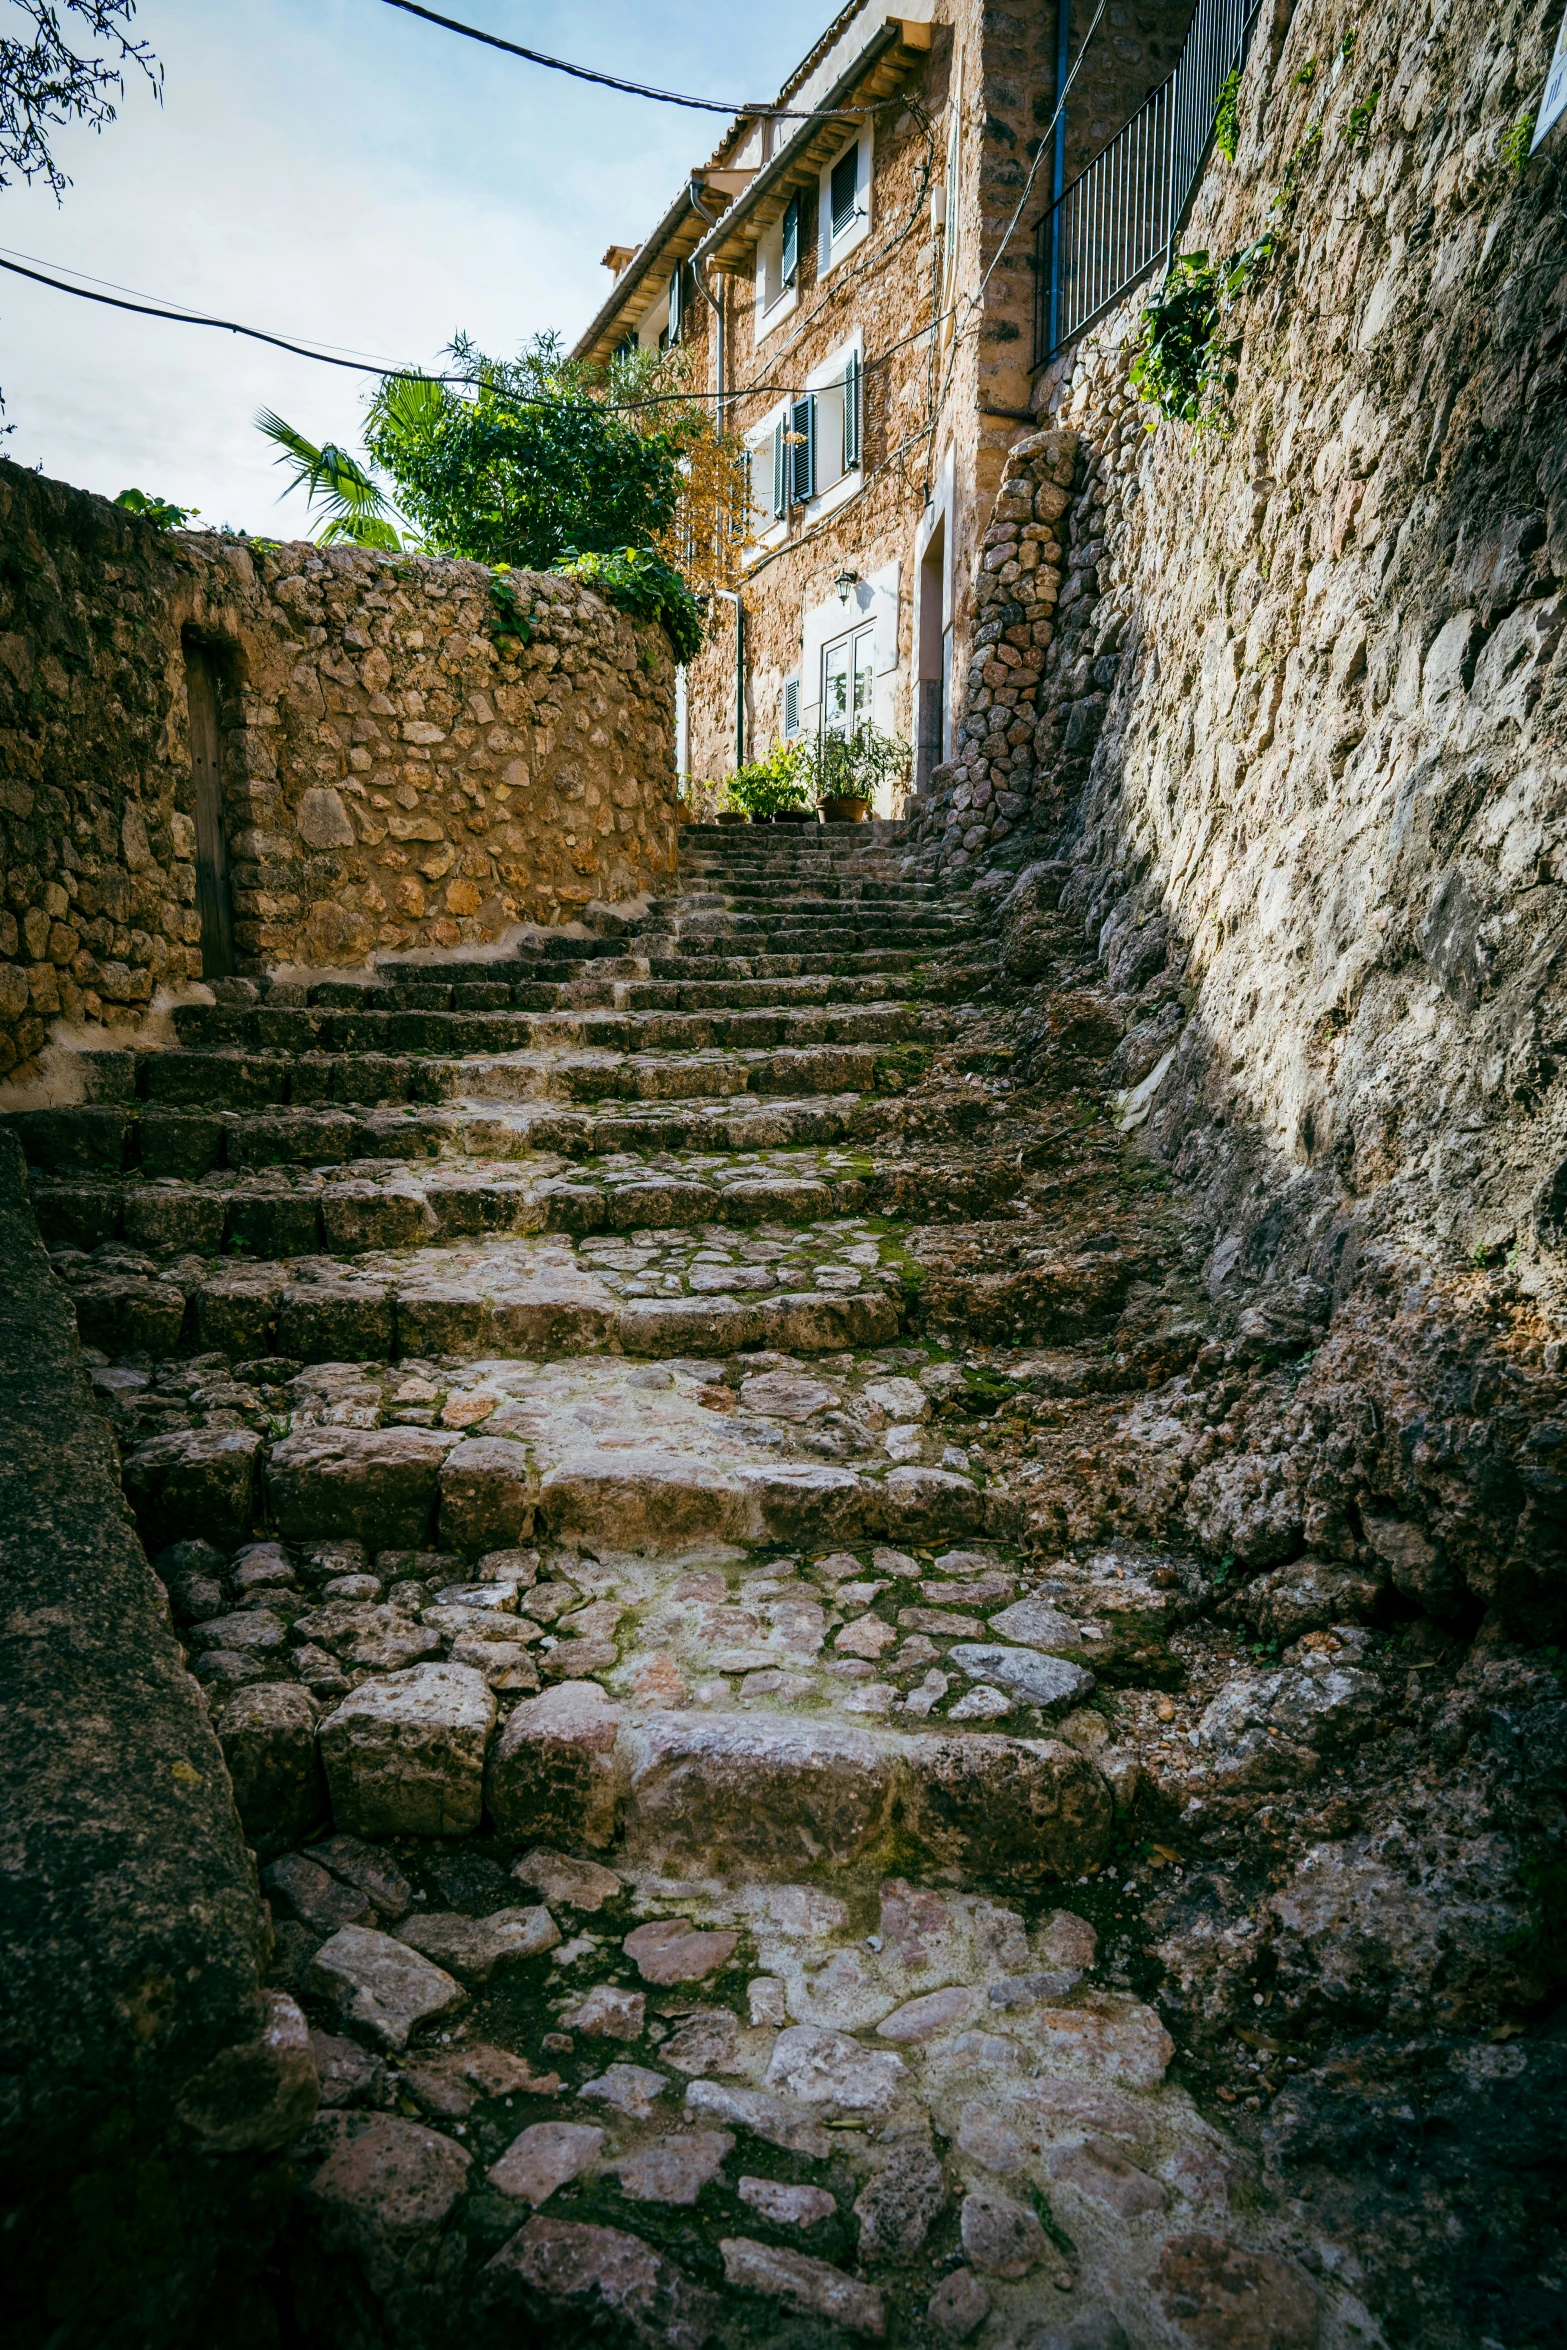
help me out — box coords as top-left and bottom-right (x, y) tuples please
(852, 626), (876, 727)
(823, 638), (850, 734)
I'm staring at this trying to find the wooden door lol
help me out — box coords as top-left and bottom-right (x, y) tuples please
(184, 642), (235, 979)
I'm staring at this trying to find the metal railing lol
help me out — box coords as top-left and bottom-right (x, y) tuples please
(1034, 0), (1263, 366)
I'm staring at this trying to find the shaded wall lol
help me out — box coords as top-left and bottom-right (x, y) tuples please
(0, 1130), (312, 2344)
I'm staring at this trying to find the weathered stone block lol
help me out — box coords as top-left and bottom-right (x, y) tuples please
(318, 1660), (496, 1837)
(308, 1924), (465, 2049)
(267, 1426), (456, 1550)
(485, 1682), (625, 1847)
(217, 1681), (324, 1847)
(278, 1280), (395, 1362)
(439, 1435), (534, 1553)
(900, 1733), (1113, 1885)
(303, 2110), (470, 2288)
(123, 1426), (261, 1552)
(620, 1713), (895, 1874)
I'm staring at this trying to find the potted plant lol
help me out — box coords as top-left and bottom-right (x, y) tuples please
(814, 722), (910, 822)
(720, 741), (816, 824)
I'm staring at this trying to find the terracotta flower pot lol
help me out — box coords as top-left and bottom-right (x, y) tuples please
(820, 794), (873, 824)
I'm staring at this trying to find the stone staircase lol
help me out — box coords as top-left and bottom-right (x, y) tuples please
(2, 821), (1379, 2349)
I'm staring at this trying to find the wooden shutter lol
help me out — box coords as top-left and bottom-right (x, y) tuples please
(830, 146), (858, 238)
(781, 193), (800, 286)
(842, 351), (862, 469)
(667, 264), (684, 344)
(790, 395), (816, 503)
(783, 677), (800, 736)
(771, 419), (787, 517)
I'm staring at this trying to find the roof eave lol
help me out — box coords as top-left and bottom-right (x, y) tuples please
(689, 19), (909, 277)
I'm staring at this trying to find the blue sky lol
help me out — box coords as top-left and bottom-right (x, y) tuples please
(0, 0), (826, 532)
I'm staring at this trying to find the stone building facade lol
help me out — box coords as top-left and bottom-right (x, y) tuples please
(0, 463), (680, 1080)
(573, 0), (1195, 804)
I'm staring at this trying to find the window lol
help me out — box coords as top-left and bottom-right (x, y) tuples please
(830, 147), (858, 239)
(770, 395), (816, 515)
(756, 193), (803, 331)
(781, 194), (800, 287)
(819, 130), (871, 273)
(783, 676), (801, 737)
(664, 262), (687, 347)
(823, 624), (876, 736)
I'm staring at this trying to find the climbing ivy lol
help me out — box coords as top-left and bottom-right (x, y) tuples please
(1213, 66), (1242, 162)
(551, 545), (703, 664)
(487, 566), (533, 653)
(1129, 236), (1276, 431)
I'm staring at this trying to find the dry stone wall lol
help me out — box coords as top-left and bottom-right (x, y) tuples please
(918, 0), (1567, 1316)
(0, 462), (680, 1079)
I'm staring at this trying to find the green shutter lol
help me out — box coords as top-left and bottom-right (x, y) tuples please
(781, 193), (800, 286)
(771, 420), (787, 517)
(791, 395), (816, 503)
(843, 352), (862, 469)
(830, 146), (858, 238)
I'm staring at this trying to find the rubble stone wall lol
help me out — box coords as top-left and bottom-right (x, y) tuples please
(918, 0), (1567, 1308)
(0, 462), (680, 1079)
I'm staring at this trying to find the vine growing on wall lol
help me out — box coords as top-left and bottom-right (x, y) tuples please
(1129, 236), (1276, 431)
(1214, 66), (1242, 163)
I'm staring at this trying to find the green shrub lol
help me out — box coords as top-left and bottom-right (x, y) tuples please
(1130, 237), (1276, 431)
(812, 722), (911, 804)
(114, 487), (196, 530)
(722, 739), (814, 820)
(551, 545), (704, 665)
(1500, 112), (1535, 169)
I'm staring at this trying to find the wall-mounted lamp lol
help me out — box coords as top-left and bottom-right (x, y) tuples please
(834, 566), (861, 605)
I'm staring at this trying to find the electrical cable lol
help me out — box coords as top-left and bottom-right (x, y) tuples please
(378, 0), (898, 120)
(0, 246), (953, 409)
(0, 243), (407, 365)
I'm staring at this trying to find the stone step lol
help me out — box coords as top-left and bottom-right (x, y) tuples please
(70, 1233), (906, 1365)
(34, 1157), (881, 1256)
(7, 1088), (886, 1176)
(168, 1000), (940, 1060)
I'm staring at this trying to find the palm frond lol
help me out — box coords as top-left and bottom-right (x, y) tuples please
(254, 407), (400, 539)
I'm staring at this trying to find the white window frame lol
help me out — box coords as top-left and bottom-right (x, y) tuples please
(754, 203), (800, 339)
(820, 620), (878, 741)
(817, 126), (873, 279)
(800, 334), (864, 523)
(743, 397), (790, 559)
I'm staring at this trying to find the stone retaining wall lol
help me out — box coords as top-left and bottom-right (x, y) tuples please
(917, 0), (1567, 1309)
(0, 462), (680, 1080)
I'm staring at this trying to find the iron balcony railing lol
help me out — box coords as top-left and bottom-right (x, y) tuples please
(1034, 0), (1263, 366)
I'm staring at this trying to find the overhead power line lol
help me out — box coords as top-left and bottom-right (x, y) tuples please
(0, 246), (943, 409)
(377, 0), (892, 118)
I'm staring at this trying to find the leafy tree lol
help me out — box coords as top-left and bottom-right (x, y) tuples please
(362, 332), (694, 573)
(254, 409), (402, 548)
(0, 1), (159, 194)
(256, 333), (750, 656)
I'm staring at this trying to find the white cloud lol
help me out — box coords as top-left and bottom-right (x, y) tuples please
(0, 0), (825, 532)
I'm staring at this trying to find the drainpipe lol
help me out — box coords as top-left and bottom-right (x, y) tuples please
(1047, 0), (1070, 357)
(713, 587), (745, 769)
